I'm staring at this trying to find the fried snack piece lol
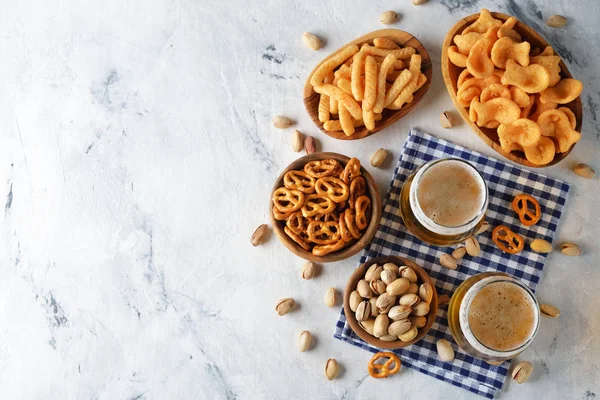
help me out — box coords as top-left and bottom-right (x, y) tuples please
(373, 37), (400, 50)
(497, 119), (541, 152)
(340, 157), (361, 184)
(539, 78), (583, 104)
(272, 187), (305, 213)
(537, 109), (581, 153)
(540, 46), (554, 56)
(384, 69), (413, 107)
(310, 44), (359, 86)
(520, 95), (535, 118)
(368, 352), (401, 379)
(448, 45), (467, 67)
(374, 54), (397, 113)
(498, 27), (521, 41)
(480, 83), (511, 103)
(301, 194), (335, 218)
(457, 69), (474, 88)
(361, 44), (416, 60)
(304, 159), (341, 178)
(313, 84), (363, 120)
(492, 225), (525, 254)
(392, 54), (422, 108)
(349, 176), (366, 209)
(528, 95), (557, 121)
(322, 114), (382, 132)
(530, 55), (561, 87)
(522, 136), (556, 165)
(466, 33), (496, 78)
(354, 195), (371, 230)
(334, 63), (352, 80)
(457, 74), (501, 106)
(362, 55), (378, 111)
(351, 51), (367, 101)
(343, 208), (361, 239)
(512, 194), (541, 226)
(509, 86), (531, 108)
(284, 226), (311, 251)
(491, 37), (530, 68)
(454, 32), (482, 55)
(501, 59), (550, 93)
(337, 78), (353, 95)
(284, 170), (316, 194)
(338, 101), (355, 137)
(363, 110), (375, 131)
(312, 238), (346, 256)
(470, 97), (521, 126)
(272, 205), (292, 221)
(558, 107), (576, 129)
(318, 93), (330, 123)
(463, 9), (502, 34)
(315, 176), (350, 203)
(307, 220), (341, 245)
(415, 73), (428, 92)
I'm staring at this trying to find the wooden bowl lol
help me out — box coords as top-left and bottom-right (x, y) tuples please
(269, 153), (381, 263)
(304, 29), (432, 140)
(441, 11), (583, 168)
(344, 256), (438, 349)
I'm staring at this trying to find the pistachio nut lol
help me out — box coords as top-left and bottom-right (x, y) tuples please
(388, 305), (412, 321)
(573, 163), (595, 179)
(440, 111), (454, 128)
(436, 339), (455, 361)
(370, 279), (387, 296)
(386, 277), (410, 296)
(373, 313), (390, 337)
(398, 326), (418, 342)
(324, 287), (336, 308)
(376, 293), (396, 313)
(382, 262), (399, 274)
(406, 282), (419, 295)
(370, 148), (388, 168)
(561, 243), (582, 256)
(412, 301), (430, 316)
(409, 315), (427, 328)
(301, 261), (317, 280)
(413, 0), (427, 4)
(438, 294), (451, 307)
(359, 318), (375, 335)
(355, 300), (371, 322)
(251, 224), (269, 246)
(380, 269), (397, 285)
(272, 115), (294, 129)
(379, 10), (398, 25)
(530, 239), (553, 253)
(476, 221), (490, 235)
(325, 358), (339, 381)
(365, 264), (383, 282)
(511, 361), (533, 383)
(304, 136), (316, 154)
(419, 283), (434, 305)
(302, 32), (323, 51)
(349, 290), (362, 312)
(297, 330), (312, 352)
(440, 254), (458, 270)
(357, 279), (372, 298)
(452, 246), (466, 260)
(399, 293), (420, 306)
(547, 15), (567, 28)
(540, 303), (560, 318)
(388, 319), (412, 336)
(465, 237), (480, 257)
(379, 334), (398, 342)
(369, 297), (380, 317)
(399, 266), (418, 283)
(275, 298), (296, 316)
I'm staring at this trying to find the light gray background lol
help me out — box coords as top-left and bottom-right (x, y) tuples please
(0, 0), (598, 399)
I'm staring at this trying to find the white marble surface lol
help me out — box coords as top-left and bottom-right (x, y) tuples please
(0, 0), (598, 399)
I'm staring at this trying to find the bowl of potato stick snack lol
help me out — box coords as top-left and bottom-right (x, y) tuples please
(269, 153), (381, 262)
(304, 30), (432, 140)
(442, 9), (583, 167)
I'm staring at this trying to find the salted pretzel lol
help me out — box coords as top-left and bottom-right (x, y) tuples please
(354, 195), (371, 230)
(272, 205), (292, 221)
(272, 188), (305, 213)
(338, 213), (354, 242)
(301, 194), (335, 218)
(286, 211), (309, 235)
(307, 220), (341, 244)
(348, 176), (366, 209)
(512, 194), (541, 226)
(312, 238), (346, 256)
(314, 212), (339, 223)
(283, 170), (315, 194)
(315, 176), (350, 203)
(368, 352), (401, 379)
(343, 208), (362, 239)
(284, 226), (311, 251)
(492, 225), (525, 254)
(304, 159), (341, 178)
(340, 157), (361, 184)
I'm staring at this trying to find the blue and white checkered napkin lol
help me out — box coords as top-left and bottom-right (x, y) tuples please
(334, 128), (570, 398)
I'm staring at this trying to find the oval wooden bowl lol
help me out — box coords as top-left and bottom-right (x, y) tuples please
(343, 255), (438, 350)
(304, 29), (433, 140)
(441, 11), (583, 168)
(269, 153), (382, 263)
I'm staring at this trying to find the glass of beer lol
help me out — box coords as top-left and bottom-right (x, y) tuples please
(447, 272), (540, 363)
(399, 158), (488, 246)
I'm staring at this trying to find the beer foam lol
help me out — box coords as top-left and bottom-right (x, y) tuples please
(416, 160), (486, 227)
(468, 281), (537, 352)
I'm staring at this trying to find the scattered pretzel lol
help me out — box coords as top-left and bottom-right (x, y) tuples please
(304, 159), (341, 178)
(315, 176), (350, 203)
(349, 176), (366, 209)
(307, 220), (341, 244)
(512, 193), (541, 226)
(354, 195), (371, 230)
(283, 170), (315, 194)
(301, 194), (336, 218)
(492, 225), (525, 254)
(340, 157), (361, 184)
(272, 187), (305, 213)
(368, 352), (401, 379)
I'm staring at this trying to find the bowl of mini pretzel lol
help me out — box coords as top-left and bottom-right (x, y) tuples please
(269, 153), (381, 262)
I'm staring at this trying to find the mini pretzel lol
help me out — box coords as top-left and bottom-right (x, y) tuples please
(343, 208), (361, 239)
(368, 352), (401, 379)
(349, 176), (366, 209)
(315, 177), (350, 203)
(340, 157), (361, 184)
(492, 225), (525, 254)
(284, 226), (311, 251)
(307, 220), (341, 245)
(338, 214), (354, 242)
(272, 188), (305, 213)
(354, 195), (371, 230)
(301, 194), (335, 218)
(286, 211), (309, 235)
(314, 212), (339, 223)
(304, 159), (341, 178)
(312, 238), (346, 256)
(283, 170), (315, 194)
(512, 194), (541, 226)
(272, 206), (292, 221)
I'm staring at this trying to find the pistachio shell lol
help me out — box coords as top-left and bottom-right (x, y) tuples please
(440, 254), (458, 270)
(419, 283), (434, 304)
(465, 237), (481, 256)
(380, 10), (398, 25)
(275, 298), (296, 316)
(370, 279), (387, 296)
(369, 297), (380, 317)
(412, 301), (430, 316)
(379, 335), (398, 342)
(452, 246), (466, 260)
(357, 279), (372, 298)
(297, 330), (312, 352)
(324, 287), (336, 308)
(399, 293), (420, 306)
(409, 315), (427, 328)
(301, 261), (317, 279)
(398, 326), (418, 342)
(573, 163), (595, 179)
(540, 303), (560, 318)
(370, 148), (388, 168)
(386, 278), (410, 296)
(561, 243), (582, 256)
(388, 319), (412, 336)
(476, 221), (490, 235)
(438, 294), (451, 307)
(325, 358), (339, 381)
(359, 318), (375, 335)
(399, 266), (418, 283)
(382, 263), (399, 274)
(530, 239), (553, 253)
(511, 361), (533, 383)
(406, 282), (419, 295)
(272, 115), (294, 129)
(389, 305), (412, 321)
(373, 314), (390, 337)
(365, 264), (383, 282)
(376, 293), (396, 313)
(436, 339), (455, 361)
(355, 300), (371, 321)
(380, 269), (397, 285)
(349, 290), (362, 312)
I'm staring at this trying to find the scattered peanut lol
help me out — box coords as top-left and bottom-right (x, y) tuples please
(547, 15), (567, 28)
(380, 10), (398, 25)
(573, 163), (595, 179)
(304, 136), (316, 154)
(302, 32), (323, 50)
(370, 148), (388, 167)
(291, 130), (304, 152)
(272, 115), (294, 129)
(301, 261), (317, 280)
(325, 358), (340, 380)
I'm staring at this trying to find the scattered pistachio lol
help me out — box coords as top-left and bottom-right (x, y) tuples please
(380, 10), (398, 25)
(272, 115), (294, 129)
(540, 303), (560, 318)
(465, 237), (481, 257)
(440, 111), (454, 128)
(476, 221), (491, 235)
(530, 239), (553, 254)
(324, 287), (336, 308)
(276, 298), (296, 316)
(370, 148), (388, 167)
(301, 261), (316, 279)
(547, 15), (567, 28)
(438, 294), (451, 307)
(573, 163), (595, 179)
(413, 0), (427, 4)
(302, 32), (323, 50)
(297, 330), (312, 352)
(561, 243), (582, 256)
(440, 253), (458, 270)
(452, 246), (466, 260)
(436, 339), (455, 361)
(325, 358), (339, 380)
(251, 224), (269, 246)
(511, 361), (533, 383)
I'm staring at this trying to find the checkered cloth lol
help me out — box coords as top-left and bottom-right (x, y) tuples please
(334, 128), (570, 398)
